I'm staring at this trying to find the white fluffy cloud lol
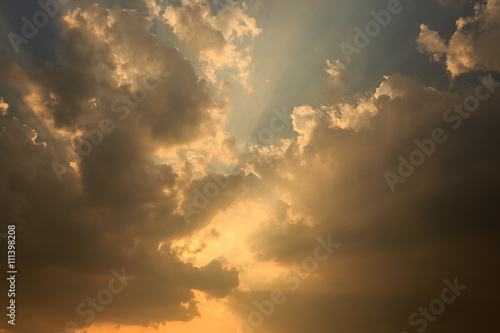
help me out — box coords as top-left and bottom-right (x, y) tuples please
(417, 0), (500, 77)
(0, 97), (8, 115)
(144, 0), (261, 91)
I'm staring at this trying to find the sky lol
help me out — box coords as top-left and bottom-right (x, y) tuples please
(0, 0), (499, 332)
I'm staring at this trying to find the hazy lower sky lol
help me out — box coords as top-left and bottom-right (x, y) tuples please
(0, 0), (499, 332)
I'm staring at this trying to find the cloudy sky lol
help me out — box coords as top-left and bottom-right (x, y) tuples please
(0, 0), (499, 332)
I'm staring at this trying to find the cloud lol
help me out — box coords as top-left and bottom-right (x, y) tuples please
(417, 0), (500, 77)
(0, 1), (499, 333)
(325, 59), (350, 93)
(0, 97), (8, 115)
(226, 71), (500, 333)
(144, 0), (261, 91)
(0, 4), (241, 332)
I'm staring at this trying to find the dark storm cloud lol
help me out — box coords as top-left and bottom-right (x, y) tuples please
(229, 72), (500, 333)
(0, 1), (499, 333)
(0, 4), (240, 333)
